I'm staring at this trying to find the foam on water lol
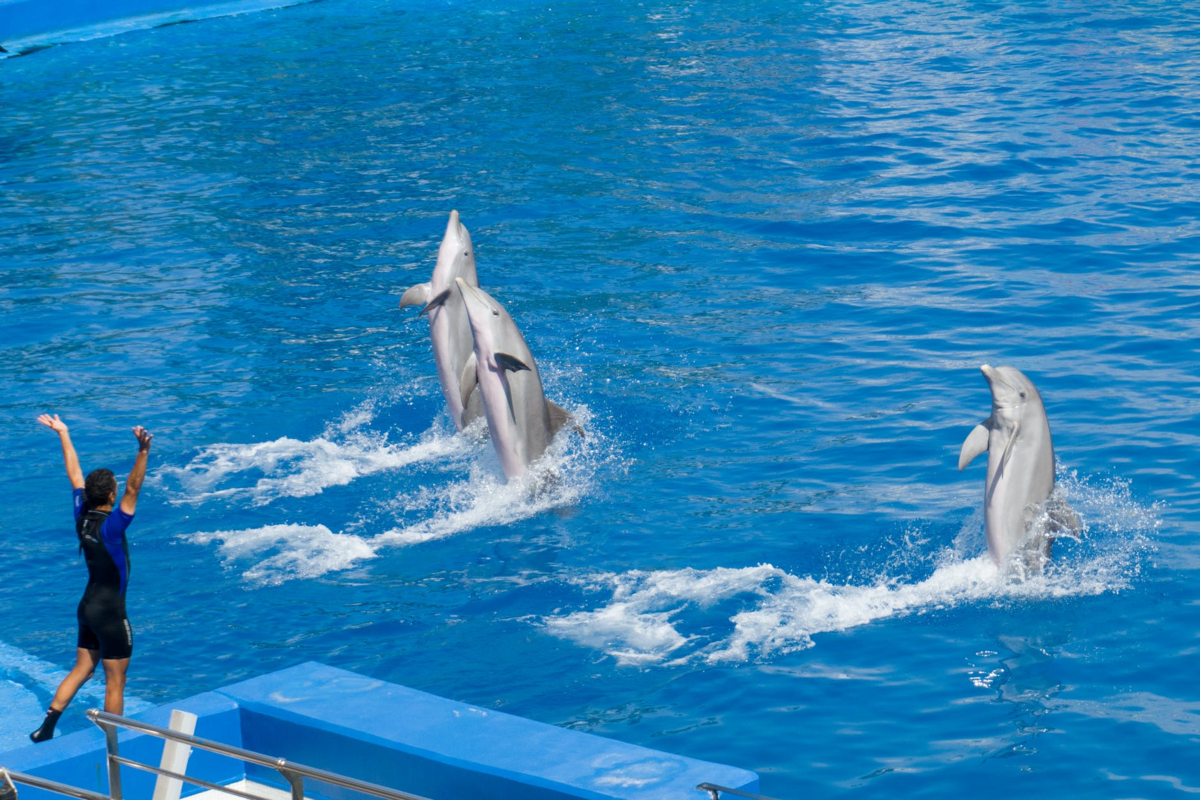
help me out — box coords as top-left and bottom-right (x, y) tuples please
(185, 405), (618, 585)
(163, 399), (477, 506)
(189, 523), (379, 584)
(544, 471), (1158, 666)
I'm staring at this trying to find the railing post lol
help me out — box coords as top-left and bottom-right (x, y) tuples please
(82, 710), (432, 800)
(2, 768), (18, 800)
(101, 719), (123, 800)
(279, 762), (304, 800)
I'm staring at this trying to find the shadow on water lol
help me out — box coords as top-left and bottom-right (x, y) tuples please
(979, 633), (1071, 762)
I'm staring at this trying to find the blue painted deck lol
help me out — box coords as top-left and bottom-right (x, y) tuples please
(2, 663), (759, 800)
(0, 0), (305, 51)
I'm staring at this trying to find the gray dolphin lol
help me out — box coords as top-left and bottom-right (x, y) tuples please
(399, 211), (485, 431)
(454, 278), (574, 480)
(958, 364), (1079, 570)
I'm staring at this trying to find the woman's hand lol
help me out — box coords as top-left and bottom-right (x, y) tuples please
(37, 414), (69, 434)
(132, 425), (153, 452)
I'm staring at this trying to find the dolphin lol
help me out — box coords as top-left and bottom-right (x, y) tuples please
(959, 364), (1079, 570)
(399, 211), (485, 431)
(454, 277), (575, 480)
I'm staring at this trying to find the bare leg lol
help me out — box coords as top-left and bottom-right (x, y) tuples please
(50, 648), (100, 712)
(31, 648), (98, 742)
(101, 658), (130, 715)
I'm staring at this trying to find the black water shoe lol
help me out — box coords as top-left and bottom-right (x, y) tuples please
(28, 708), (62, 743)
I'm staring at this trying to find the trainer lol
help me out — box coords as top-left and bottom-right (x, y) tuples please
(29, 414), (152, 743)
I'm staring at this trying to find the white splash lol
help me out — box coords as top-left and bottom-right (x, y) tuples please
(376, 431), (599, 547)
(163, 396), (478, 506)
(189, 524), (378, 584)
(186, 406), (619, 585)
(544, 471), (1157, 666)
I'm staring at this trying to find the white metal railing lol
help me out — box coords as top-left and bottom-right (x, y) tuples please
(1, 708), (433, 800)
(695, 782), (780, 800)
(4, 710), (768, 800)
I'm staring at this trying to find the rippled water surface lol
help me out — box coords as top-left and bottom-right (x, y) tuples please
(2, 0), (1198, 795)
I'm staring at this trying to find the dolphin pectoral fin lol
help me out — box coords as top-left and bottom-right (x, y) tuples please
(419, 288), (452, 317)
(459, 353), (478, 410)
(547, 401), (580, 437)
(399, 282), (431, 310)
(958, 420), (991, 471)
(494, 352), (531, 373)
(998, 422), (1021, 475)
(501, 375), (517, 423)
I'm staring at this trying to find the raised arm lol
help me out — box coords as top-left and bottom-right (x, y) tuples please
(119, 426), (153, 516)
(37, 414), (84, 490)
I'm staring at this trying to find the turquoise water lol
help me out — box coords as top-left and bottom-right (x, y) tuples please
(2, 0), (1197, 795)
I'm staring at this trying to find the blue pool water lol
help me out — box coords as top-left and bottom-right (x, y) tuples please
(2, 0), (1198, 795)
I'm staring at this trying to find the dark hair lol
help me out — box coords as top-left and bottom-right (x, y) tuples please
(84, 469), (117, 508)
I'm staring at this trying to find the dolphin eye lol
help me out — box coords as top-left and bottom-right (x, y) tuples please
(1019, 391), (1026, 399)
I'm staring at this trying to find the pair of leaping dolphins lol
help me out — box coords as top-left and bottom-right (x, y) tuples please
(397, 216), (1075, 571)
(959, 364), (1080, 572)
(400, 211), (576, 480)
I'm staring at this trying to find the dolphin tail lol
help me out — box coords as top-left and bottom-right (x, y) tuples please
(399, 282), (431, 310)
(548, 401), (584, 438)
(958, 419), (991, 470)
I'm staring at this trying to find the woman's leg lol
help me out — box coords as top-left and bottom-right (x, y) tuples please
(101, 658), (130, 715)
(51, 647), (100, 711)
(30, 648), (98, 742)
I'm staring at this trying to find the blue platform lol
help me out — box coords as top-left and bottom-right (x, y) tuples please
(0, 0), (303, 50)
(1, 663), (759, 800)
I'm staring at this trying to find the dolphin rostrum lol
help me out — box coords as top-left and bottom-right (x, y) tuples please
(454, 277), (575, 480)
(959, 364), (1079, 570)
(399, 211), (485, 431)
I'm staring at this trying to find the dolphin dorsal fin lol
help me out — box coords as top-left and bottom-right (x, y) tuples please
(494, 353), (531, 373)
(399, 282), (431, 310)
(958, 419), (991, 471)
(1046, 494), (1084, 537)
(420, 288), (452, 317)
(547, 401), (572, 437)
(1045, 494), (1082, 539)
(459, 353), (478, 410)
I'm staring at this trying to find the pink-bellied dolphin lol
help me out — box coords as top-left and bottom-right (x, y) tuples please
(958, 364), (1079, 571)
(399, 211), (485, 431)
(454, 277), (575, 480)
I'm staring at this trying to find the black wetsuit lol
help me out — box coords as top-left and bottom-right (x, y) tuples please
(73, 489), (134, 660)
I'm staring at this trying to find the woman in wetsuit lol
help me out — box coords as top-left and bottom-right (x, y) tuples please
(29, 414), (152, 743)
